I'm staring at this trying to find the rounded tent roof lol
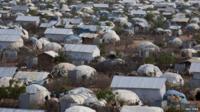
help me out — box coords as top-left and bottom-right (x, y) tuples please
(190, 17), (200, 23)
(60, 87), (101, 107)
(121, 106), (164, 112)
(186, 23), (200, 31)
(69, 65), (96, 81)
(113, 89), (142, 105)
(52, 63), (76, 77)
(38, 38), (50, 46)
(181, 48), (197, 58)
(102, 30), (120, 43)
(26, 84), (49, 94)
(64, 35), (82, 44)
(64, 106), (96, 112)
(164, 90), (187, 104)
(68, 87), (94, 95)
(137, 64), (162, 77)
(181, 48), (197, 54)
(168, 37), (183, 47)
(138, 41), (160, 51)
(160, 72), (184, 85)
(0, 77), (12, 87)
(43, 42), (62, 52)
(61, 4), (70, 12)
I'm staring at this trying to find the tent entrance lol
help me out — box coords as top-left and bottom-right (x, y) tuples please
(195, 91), (200, 101)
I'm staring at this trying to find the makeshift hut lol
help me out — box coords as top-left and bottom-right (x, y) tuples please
(137, 64), (163, 77)
(138, 41), (160, 57)
(163, 90), (187, 104)
(43, 42), (62, 52)
(19, 84), (50, 109)
(113, 89), (142, 105)
(160, 72), (184, 86)
(59, 87), (102, 112)
(68, 65), (96, 83)
(102, 30), (120, 43)
(168, 37), (183, 47)
(51, 63), (76, 77)
(120, 106), (164, 112)
(64, 106), (96, 112)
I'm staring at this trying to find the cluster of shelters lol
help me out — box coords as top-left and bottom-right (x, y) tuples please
(0, 0), (199, 112)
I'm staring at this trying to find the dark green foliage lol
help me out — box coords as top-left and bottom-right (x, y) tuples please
(145, 12), (155, 23)
(153, 15), (165, 28)
(144, 52), (176, 67)
(55, 52), (70, 63)
(29, 10), (38, 16)
(157, 52), (176, 65)
(144, 56), (156, 64)
(99, 44), (106, 56)
(96, 89), (115, 102)
(0, 80), (25, 99)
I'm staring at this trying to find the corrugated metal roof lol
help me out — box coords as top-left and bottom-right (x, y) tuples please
(14, 71), (49, 83)
(189, 62), (200, 73)
(16, 16), (40, 22)
(64, 44), (99, 53)
(0, 108), (44, 112)
(44, 28), (73, 35)
(93, 4), (109, 8)
(63, 18), (82, 24)
(0, 35), (21, 42)
(0, 67), (17, 77)
(11, 5), (28, 11)
(0, 29), (21, 35)
(111, 76), (166, 89)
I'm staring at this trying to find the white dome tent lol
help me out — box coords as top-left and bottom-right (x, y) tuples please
(19, 84), (50, 109)
(190, 17), (200, 23)
(60, 87), (103, 112)
(0, 77), (13, 87)
(121, 106), (164, 112)
(137, 64), (162, 77)
(160, 72), (184, 86)
(43, 42), (62, 52)
(186, 23), (200, 31)
(168, 37), (183, 47)
(181, 48), (197, 58)
(138, 41), (160, 57)
(64, 106), (96, 112)
(29, 37), (43, 50)
(51, 63), (76, 77)
(102, 30), (120, 43)
(69, 65), (96, 83)
(38, 38), (50, 47)
(113, 89), (142, 105)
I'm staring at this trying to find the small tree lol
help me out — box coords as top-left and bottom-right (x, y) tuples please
(96, 89), (115, 103)
(54, 52), (70, 63)
(145, 12), (155, 23)
(153, 15), (165, 28)
(0, 80), (25, 99)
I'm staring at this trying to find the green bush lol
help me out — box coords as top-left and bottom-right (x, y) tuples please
(55, 52), (70, 63)
(144, 52), (176, 68)
(0, 81), (25, 99)
(96, 89), (115, 102)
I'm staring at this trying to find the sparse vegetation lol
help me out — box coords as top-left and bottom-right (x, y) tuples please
(96, 89), (115, 102)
